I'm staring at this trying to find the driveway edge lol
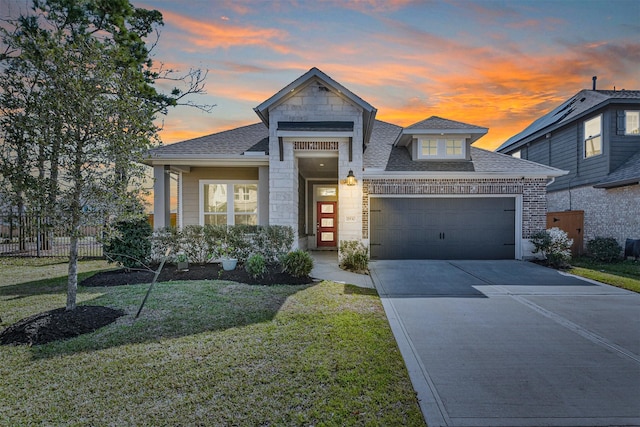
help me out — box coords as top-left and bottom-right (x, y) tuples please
(371, 267), (450, 427)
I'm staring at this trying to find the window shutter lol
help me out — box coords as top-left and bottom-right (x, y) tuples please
(617, 110), (625, 135)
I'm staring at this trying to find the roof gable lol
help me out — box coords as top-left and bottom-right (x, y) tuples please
(406, 116), (488, 132)
(398, 116), (488, 146)
(253, 67), (377, 144)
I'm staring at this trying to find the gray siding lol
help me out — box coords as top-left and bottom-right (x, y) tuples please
(610, 106), (640, 172)
(513, 105), (640, 193)
(526, 137), (550, 165)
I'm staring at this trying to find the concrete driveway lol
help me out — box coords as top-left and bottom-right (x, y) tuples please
(370, 260), (640, 427)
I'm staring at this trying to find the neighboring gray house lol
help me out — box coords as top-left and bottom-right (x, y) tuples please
(497, 88), (640, 250)
(145, 67), (565, 260)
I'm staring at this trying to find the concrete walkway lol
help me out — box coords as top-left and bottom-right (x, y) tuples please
(309, 250), (374, 288)
(371, 260), (640, 427)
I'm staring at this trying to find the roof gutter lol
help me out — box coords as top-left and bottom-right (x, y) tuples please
(142, 155), (269, 167)
(363, 170), (567, 180)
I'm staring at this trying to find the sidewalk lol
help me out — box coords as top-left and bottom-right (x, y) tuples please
(309, 250), (374, 288)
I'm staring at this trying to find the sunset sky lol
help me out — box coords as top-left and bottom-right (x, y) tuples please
(135, 0), (640, 151)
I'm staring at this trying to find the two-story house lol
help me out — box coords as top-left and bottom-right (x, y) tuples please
(145, 67), (565, 261)
(497, 87), (640, 252)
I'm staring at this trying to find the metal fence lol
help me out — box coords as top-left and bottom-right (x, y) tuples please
(0, 214), (104, 258)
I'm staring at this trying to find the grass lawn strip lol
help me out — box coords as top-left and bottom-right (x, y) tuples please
(1, 264), (425, 426)
(568, 257), (640, 293)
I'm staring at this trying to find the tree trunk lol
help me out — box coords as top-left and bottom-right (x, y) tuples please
(66, 138), (83, 312)
(66, 231), (79, 311)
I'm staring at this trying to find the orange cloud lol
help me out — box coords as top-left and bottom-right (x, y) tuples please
(160, 10), (289, 52)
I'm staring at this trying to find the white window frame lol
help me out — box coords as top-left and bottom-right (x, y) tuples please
(199, 180), (259, 226)
(417, 137), (466, 159)
(512, 150), (521, 159)
(584, 114), (602, 158)
(625, 111), (640, 135)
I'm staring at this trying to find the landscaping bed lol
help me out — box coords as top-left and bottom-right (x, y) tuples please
(0, 306), (125, 346)
(81, 262), (314, 287)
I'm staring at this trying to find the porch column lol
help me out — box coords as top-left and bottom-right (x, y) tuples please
(269, 136), (299, 248)
(153, 165), (171, 229)
(258, 166), (270, 226)
(338, 132), (363, 243)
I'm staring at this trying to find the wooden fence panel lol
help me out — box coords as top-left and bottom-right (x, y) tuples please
(547, 210), (585, 255)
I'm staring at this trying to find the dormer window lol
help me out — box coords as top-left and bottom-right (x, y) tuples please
(446, 139), (463, 155)
(418, 137), (466, 159)
(421, 139), (438, 156)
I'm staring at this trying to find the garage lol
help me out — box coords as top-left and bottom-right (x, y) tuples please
(369, 197), (516, 260)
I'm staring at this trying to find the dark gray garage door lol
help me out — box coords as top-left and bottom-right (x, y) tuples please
(370, 197), (515, 259)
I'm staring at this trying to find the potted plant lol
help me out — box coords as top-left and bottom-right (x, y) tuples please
(218, 232), (237, 271)
(176, 253), (189, 271)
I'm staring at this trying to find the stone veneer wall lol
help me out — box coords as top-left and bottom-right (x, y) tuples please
(268, 80), (364, 248)
(547, 184), (640, 248)
(362, 178), (548, 241)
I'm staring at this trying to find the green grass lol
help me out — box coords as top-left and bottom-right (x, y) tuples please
(0, 260), (425, 426)
(568, 257), (640, 293)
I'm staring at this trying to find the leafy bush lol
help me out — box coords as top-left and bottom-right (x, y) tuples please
(149, 225), (295, 264)
(245, 253), (267, 279)
(181, 225), (212, 264)
(531, 227), (573, 268)
(150, 227), (180, 263)
(281, 249), (314, 278)
(104, 218), (152, 268)
(587, 237), (622, 262)
(339, 240), (369, 272)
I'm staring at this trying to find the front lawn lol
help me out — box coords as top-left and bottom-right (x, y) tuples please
(0, 260), (425, 426)
(569, 257), (640, 293)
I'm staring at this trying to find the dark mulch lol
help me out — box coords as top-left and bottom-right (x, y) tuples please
(0, 306), (125, 346)
(80, 262), (314, 287)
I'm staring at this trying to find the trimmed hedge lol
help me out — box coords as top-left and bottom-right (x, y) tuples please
(150, 225), (294, 264)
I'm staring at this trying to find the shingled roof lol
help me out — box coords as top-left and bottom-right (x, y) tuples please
(146, 123), (269, 161)
(594, 150), (640, 188)
(406, 116), (488, 131)
(146, 117), (564, 177)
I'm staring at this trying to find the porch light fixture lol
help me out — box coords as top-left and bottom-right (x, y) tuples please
(342, 169), (357, 186)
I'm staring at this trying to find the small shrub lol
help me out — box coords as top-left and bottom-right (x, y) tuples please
(150, 227), (180, 263)
(339, 240), (369, 272)
(104, 218), (152, 268)
(587, 237), (622, 263)
(531, 227), (573, 268)
(245, 253), (267, 279)
(181, 225), (212, 264)
(281, 249), (314, 278)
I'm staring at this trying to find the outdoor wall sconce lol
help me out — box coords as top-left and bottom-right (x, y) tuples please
(341, 169), (357, 186)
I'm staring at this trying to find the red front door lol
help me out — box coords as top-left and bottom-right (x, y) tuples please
(317, 202), (337, 247)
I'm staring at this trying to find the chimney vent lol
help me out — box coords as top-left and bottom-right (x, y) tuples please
(592, 76), (597, 90)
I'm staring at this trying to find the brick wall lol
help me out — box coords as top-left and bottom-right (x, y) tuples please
(548, 184), (640, 248)
(362, 177), (548, 240)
